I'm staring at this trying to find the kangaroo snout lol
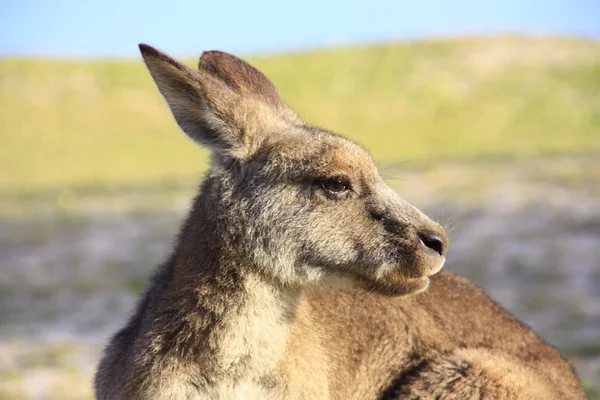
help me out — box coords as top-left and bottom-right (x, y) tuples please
(367, 184), (449, 285)
(413, 214), (448, 277)
(413, 223), (447, 280)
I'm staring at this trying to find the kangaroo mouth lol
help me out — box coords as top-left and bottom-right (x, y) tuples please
(357, 274), (431, 297)
(422, 254), (446, 277)
(356, 254), (446, 297)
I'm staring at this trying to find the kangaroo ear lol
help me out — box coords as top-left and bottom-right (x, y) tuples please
(139, 44), (299, 160)
(198, 50), (282, 107)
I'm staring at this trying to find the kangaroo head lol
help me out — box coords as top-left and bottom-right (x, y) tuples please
(139, 44), (448, 296)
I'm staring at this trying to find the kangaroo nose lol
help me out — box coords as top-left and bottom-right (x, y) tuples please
(418, 232), (446, 256)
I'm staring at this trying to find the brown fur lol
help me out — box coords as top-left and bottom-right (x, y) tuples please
(94, 44), (585, 399)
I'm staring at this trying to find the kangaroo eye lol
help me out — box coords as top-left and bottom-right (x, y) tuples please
(320, 178), (348, 194)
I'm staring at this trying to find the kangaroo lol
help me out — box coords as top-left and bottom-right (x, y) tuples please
(94, 44), (585, 399)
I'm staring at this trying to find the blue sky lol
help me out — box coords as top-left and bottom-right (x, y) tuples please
(1, 0), (599, 57)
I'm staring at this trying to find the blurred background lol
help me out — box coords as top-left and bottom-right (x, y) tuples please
(1, 1), (599, 398)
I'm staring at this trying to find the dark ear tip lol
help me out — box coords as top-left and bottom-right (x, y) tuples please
(198, 50), (237, 69)
(200, 50), (227, 59)
(138, 43), (160, 58)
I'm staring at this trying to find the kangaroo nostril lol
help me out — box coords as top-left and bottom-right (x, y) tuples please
(418, 232), (445, 256)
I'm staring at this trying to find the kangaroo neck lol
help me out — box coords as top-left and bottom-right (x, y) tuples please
(151, 190), (301, 382)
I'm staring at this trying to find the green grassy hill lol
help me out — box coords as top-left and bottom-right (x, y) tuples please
(1, 36), (599, 194)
